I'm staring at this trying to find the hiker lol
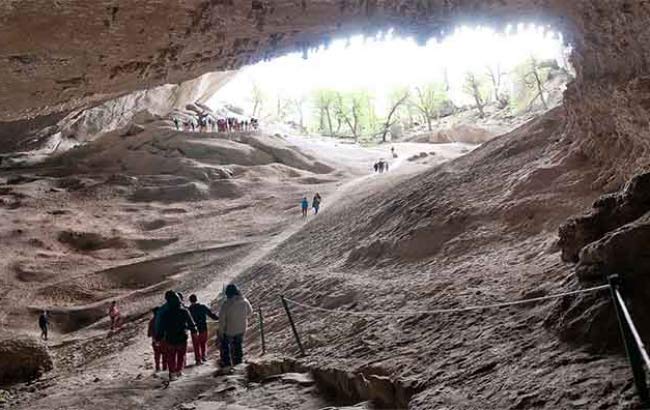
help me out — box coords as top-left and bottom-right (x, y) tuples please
(385, 161), (390, 172)
(188, 294), (219, 365)
(173, 118), (180, 130)
(218, 284), (253, 373)
(300, 196), (309, 218)
(158, 292), (197, 381)
(108, 301), (121, 333)
(391, 146), (397, 158)
(312, 193), (322, 215)
(147, 307), (167, 372)
(373, 162), (378, 173)
(378, 161), (385, 174)
(38, 310), (49, 341)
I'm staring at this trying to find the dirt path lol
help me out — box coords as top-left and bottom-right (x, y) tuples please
(6, 135), (473, 410)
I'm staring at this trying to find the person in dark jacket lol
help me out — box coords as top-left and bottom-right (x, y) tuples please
(38, 311), (49, 341)
(188, 294), (219, 365)
(147, 307), (166, 372)
(158, 292), (197, 381)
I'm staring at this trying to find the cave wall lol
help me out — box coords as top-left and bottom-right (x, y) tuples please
(0, 70), (234, 155)
(2, 1), (650, 179)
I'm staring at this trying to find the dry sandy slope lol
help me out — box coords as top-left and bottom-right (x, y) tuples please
(0, 120), (467, 408)
(234, 108), (639, 410)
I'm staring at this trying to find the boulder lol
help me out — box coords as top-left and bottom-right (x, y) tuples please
(0, 336), (53, 385)
(551, 171), (650, 350)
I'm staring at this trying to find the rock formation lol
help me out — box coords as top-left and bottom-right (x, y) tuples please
(0, 337), (53, 385)
(0, 71), (233, 155)
(554, 171), (650, 350)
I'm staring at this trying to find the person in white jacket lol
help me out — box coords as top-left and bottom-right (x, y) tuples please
(218, 284), (253, 371)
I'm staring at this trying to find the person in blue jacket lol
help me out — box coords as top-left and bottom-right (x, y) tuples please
(300, 196), (309, 218)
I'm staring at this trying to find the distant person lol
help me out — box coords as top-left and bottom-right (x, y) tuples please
(385, 161), (389, 172)
(108, 301), (121, 333)
(158, 292), (197, 381)
(38, 310), (49, 341)
(190, 120), (196, 132)
(218, 284), (253, 373)
(391, 146), (397, 158)
(188, 294), (219, 365)
(312, 193), (322, 215)
(373, 162), (378, 173)
(173, 118), (180, 130)
(378, 161), (385, 173)
(147, 307), (166, 372)
(300, 196), (309, 218)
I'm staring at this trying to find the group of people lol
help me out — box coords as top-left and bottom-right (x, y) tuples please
(173, 115), (259, 134)
(148, 285), (253, 380)
(37, 284), (253, 382)
(373, 160), (390, 173)
(301, 193), (322, 217)
(372, 147), (397, 174)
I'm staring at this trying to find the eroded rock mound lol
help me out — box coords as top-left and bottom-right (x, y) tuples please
(0, 337), (53, 385)
(558, 172), (650, 263)
(553, 171), (650, 350)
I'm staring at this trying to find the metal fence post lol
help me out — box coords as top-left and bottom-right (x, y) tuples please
(608, 275), (650, 404)
(258, 306), (266, 355)
(280, 295), (306, 357)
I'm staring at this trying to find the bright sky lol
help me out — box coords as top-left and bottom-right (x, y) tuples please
(208, 24), (567, 115)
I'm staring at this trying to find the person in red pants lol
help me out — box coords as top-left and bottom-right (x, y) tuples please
(188, 294), (219, 365)
(147, 307), (167, 372)
(158, 292), (197, 381)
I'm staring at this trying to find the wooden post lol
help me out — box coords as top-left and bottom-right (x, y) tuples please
(258, 306), (266, 355)
(280, 295), (306, 356)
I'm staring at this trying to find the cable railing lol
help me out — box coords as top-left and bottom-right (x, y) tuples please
(268, 275), (650, 407)
(608, 275), (650, 405)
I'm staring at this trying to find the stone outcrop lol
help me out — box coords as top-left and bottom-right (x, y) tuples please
(247, 356), (423, 409)
(553, 171), (650, 350)
(0, 71), (234, 155)
(0, 337), (53, 385)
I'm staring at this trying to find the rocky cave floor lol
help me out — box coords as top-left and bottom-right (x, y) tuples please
(0, 120), (475, 409)
(0, 112), (645, 410)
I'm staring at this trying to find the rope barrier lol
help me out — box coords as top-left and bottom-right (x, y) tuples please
(284, 284), (610, 317)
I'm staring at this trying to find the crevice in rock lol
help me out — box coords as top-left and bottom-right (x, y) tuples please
(248, 356), (425, 409)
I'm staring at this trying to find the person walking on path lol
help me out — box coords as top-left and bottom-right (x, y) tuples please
(300, 196), (309, 218)
(108, 301), (121, 334)
(188, 294), (219, 365)
(218, 284), (253, 374)
(173, 118), (180, 130)
(147, 307), (167, 372)
(158, 292), (197, 381)
(312, 193), (322, 215)
(38, 311), (49, 341)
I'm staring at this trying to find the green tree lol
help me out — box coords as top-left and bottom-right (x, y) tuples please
(410, 83), (450, 131)
(312, 89), (337, 136)
(511, 56), (554, 113)
(523, 56), (549, 110)
(379, 88), (409, 143)
(332, 90), (372, 142)
(462, 72), (489, 118)
(250, 81), (266, 117)
(289, 95), (308, 130)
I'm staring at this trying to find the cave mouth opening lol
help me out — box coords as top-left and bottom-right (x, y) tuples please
(208, 24), (572, 144)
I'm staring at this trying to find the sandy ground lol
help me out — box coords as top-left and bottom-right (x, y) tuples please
(0, 121), (471, 409)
